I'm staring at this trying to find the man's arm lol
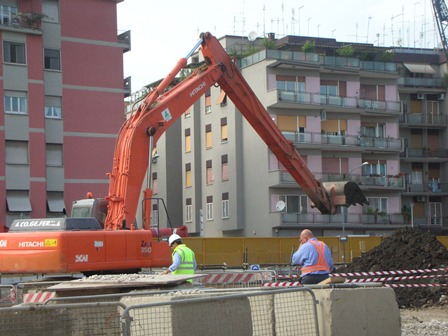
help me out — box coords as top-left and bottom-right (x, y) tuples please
(161, 252), (181, 274)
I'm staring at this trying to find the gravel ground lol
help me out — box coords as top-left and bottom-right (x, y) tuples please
(401, 306), (448, 336)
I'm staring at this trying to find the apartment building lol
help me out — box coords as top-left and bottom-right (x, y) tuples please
(0, 0), (129, 231)
(141, 33), (448, 238)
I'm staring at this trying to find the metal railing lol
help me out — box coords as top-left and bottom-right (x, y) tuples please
(277, 89), (402, 113)
(399, 113), (447, 126)
(281, 130), (404, 152)
(0, 287), (320, 336)
(121, 287), (319, 336)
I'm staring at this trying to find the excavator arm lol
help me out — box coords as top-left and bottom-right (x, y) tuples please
(105, 32), (367, 230)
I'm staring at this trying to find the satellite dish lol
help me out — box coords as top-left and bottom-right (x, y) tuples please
(248, 31), (258, 42)
(275, 200), (286, 211)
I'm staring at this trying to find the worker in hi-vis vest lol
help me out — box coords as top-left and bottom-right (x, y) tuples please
(292, 229), (334, 284)
(161, 234), (197, 282)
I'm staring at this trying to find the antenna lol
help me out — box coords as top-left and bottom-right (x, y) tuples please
(248, 31), (258, 42)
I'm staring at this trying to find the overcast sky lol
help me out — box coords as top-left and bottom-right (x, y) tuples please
(117, 0), (440, 91)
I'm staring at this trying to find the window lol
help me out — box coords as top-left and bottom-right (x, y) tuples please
(185, 128), (191, 152)
(365, 197), (388, 213)
(47, 191), (65, 213)
(6, 190), (32, 212)
(186, 198), (192, 222)
(185, 107), (191, 118)
(205, 124), (212, 149)
(360, 84), (385, 101)
(3, 41), (26, 64)
(151, 204), (158, 225)
(206, 195), (213, 220)
(152, 172), (158, 194)
(44, 49), (61, 70)
(206, 160), (214, 185)
(278, 195), (307, 213)
(320, 80), (338, 96)
(46, 144), (63, 166)
(185, 163), (192, 187)
(4, 93), (27, 114)
(222, 193), (229, 219)
(217, 89), (227, 106)
(0, 5), (18, 25)
(276, 75), (305, 92)
(221, 117), (228, 142)
(205, 93), (211, 113)
(6, 141), (28, 164)
(45, 106), (62, 118)
(42, 0), (60, 23)
(221, 155), (229, 181)
(363, 160), (386, 176)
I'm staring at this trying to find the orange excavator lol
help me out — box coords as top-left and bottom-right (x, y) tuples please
(0, 32), (367, 275)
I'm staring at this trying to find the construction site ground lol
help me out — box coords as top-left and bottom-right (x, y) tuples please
(336, 227), (448, 335)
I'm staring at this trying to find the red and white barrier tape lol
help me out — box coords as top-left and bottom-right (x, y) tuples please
(384, 284), (448, 288)
(263, 282), (448, 288)
(263, 282), (301, 287)
(346, 274), (447, 283)
(22, 291), (55, 304)
(333, 267), (447, 277)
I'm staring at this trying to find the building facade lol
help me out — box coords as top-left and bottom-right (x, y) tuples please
(135, 33), (448, 238)
(0, 0), (129, 231)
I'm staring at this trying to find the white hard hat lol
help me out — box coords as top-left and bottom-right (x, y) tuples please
(168, 234), (181, 246)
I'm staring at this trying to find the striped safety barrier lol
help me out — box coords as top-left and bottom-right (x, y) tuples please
(346, 274), (447, 283)
(332, 267), (448, 277)
(265, 267), (447, 288)
(201, 272), (265, 286)
(22, 291), (55, 304)
(384, 284), (448, 288)
(263, 282), (301, 287)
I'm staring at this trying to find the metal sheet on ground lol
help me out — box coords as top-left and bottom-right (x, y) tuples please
(45, 274), (205, 292)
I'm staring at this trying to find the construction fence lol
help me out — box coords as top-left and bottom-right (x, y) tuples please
(0, 287), (319, 336)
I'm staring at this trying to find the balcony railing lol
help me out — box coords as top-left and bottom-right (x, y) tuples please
(400, 148), (448, 159)
(279, 172), (405, 189)
(397, 77), (445, 88)
(398, 113), (447, 126)
(118, 30), (131, 53)
(277, 89), (402, 113)
(405, 182), (448, 193)
(239, 49), (397, 74)
(281, 130), (404, 152)
(281, 212), (407, 225)
(0, 12), (45, 30)
(281, 212), (447, 228)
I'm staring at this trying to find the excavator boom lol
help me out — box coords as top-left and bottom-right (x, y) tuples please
(105, 32), (367, 229)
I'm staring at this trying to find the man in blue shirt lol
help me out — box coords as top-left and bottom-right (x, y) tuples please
(292, 229), (334, 284)
(161, 234), (197, 283)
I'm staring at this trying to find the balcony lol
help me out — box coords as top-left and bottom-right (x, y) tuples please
(281, 212), (407, 226)
(277, 172), (404, 190)
(239, 49), (397, 75)
(281, 131), (404, 152)
(400, 148), (448, 160)
(118, 30), (131, 53)
(404, 182), (448, 193)
(397, 77), (445, 88)
(276, 89), (402, 114)
(359, 136), (403, 151)
(398, 113), (447, 127)
(0, 12), (44, 33)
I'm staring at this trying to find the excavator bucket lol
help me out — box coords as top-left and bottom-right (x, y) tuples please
(322, 181), (369, 208)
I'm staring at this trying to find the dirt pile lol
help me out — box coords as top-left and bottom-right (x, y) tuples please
(337, 228), (448, 308)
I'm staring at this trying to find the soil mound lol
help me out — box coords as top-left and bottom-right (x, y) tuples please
(337, 228), (448, 308)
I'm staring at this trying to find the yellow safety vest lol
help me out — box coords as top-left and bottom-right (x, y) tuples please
(172, 244), (195, 282)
